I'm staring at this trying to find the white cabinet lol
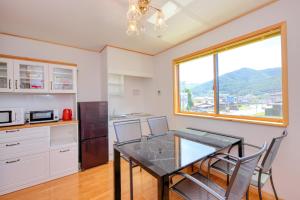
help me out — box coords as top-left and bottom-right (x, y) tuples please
(14, 60), (49, 93)
(107, 47), (154, 78)
(50, 124), (78, 178)
(0, 124), (79, 195)
(50, 145), (78, 178)
(0, 152), (49, 194)
(0, 126), (50, 195)
(49, 64), (77, 93)
(0, 57), (77, 94)
(0, 58), (14, 92)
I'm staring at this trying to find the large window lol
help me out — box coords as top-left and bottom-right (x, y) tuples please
(174, 23), (288, 126)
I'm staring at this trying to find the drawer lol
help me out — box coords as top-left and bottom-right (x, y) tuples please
(0, 152), (49, 193)
(0, 137), (50, 160)
(50, 145), (78, 177)
(0, 126), (50, 141)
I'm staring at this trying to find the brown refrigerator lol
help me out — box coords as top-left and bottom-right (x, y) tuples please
(78, 101), (108, 170)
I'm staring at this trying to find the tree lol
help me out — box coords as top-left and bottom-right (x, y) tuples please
(184, 88), (193, 111)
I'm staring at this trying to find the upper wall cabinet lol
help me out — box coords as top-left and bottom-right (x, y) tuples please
(0, 56), (77, 94)
(49, 64), (77, 93)
(106, 47), (154, 78)
(0, 58), (14, 92)
(14, 60), (49, 93)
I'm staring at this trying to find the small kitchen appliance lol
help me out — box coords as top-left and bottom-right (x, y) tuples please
(62, 108), (72, 121)
(0, 108), (25, 127)
(27, 109), (59, 124)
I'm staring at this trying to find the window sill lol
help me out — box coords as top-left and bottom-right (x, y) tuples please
(174, 112), (288, 127)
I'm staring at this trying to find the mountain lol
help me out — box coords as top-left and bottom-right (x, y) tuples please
(183, 67), (281, 97)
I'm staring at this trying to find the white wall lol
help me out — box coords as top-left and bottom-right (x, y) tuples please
(108, 76), (154, 115)
(105, 46), (156, 116)
(0, 34), (104, 102)
(153, 0), (299, 199)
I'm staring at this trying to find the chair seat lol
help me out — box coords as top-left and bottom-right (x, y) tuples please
(211, 159), (270, 187)
(171, 173), (225, 200)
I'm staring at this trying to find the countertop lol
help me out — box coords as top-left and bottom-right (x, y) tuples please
(0, 120), (78, 131)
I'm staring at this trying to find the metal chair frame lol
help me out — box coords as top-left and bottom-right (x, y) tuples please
(113, 119), (143, 200)
(208, 130), (288, 200)
(171, 143), (267, 200)
(147, 116), (169, 136)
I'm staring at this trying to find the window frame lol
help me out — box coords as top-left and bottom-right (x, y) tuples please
(173, 22), (288, 127)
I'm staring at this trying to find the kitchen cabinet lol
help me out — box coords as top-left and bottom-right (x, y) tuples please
(0, 58), (14, 92)
(14, 60), (49, 93)
(49, 64), (77, 93)
(0, 152), (49, 194)
(0, 56), (77, 94)
(106, 47), (154, 78)
(50, 144), (78, 178)
(0, 124), (79, 195)
(0, 127), (50, 195)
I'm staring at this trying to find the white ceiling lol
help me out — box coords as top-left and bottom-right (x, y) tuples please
(0, 0), (274, 55)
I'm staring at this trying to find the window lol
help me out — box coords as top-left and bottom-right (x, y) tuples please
(173, 23), (288, 126)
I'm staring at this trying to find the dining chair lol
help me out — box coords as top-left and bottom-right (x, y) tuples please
(170, 142), (267, 200)
(208, 130), (287, 200)
(147, 116), (169, 135)
(113, 119), (143, 200)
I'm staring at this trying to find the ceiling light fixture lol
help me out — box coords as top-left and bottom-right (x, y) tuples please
(126, 0), (167, 36)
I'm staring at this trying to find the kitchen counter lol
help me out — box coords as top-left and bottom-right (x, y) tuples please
(0, 120), (78, 131)
(109, 113), (153, 126)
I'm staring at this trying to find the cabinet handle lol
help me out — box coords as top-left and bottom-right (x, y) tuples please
(6, 159), (20, 164)
(15, 80), (18, 89)
(60, 149), (70, 153)
(5, 129), (20, 133)
(6, 142), (20, 147)
(8, 79), (11, 89)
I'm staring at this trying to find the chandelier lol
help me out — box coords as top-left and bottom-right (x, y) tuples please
(126, 0), (167, 36)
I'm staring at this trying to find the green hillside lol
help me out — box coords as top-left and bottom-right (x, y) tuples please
(182, 67), (282, 97)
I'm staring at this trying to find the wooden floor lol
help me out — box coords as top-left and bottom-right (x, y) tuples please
(0, 161), (275, 200)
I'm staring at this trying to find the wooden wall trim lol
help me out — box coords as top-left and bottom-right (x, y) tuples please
(0, 53), (77, 67)
(0, 32), (99, 53)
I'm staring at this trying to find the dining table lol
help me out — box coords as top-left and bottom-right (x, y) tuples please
(113, 128), (244, 200)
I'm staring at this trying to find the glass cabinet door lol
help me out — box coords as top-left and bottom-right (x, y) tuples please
(0, 58), (13, 92)
(14, 61), (49, 93)
(49, 65), (77, 93)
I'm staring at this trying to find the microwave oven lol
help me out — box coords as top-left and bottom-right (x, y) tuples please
(0, 108), (25, 127)
(27, 109), (59, 124)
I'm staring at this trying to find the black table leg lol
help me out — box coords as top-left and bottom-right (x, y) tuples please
(238, 139), (244, 157)
(114, 148), (121, 200)
(157, 175), (169, 200)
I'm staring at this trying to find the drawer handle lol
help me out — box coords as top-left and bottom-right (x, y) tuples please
(60, 149), (70, 153)
(6, 159), (20, 164)
(5, 130), (20, 133)
(6, 142), (20, 147)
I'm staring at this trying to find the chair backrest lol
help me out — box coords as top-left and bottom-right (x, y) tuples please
(261, 129), (288, 172)
(147, 116), (169, 135)
(113, 119), (142, 143)
(226, 142), (267, 200)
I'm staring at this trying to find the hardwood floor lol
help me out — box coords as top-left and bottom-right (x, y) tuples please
(0, 161), (275, 200)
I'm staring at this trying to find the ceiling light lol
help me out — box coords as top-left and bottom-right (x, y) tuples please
(126, 0), (167, 36)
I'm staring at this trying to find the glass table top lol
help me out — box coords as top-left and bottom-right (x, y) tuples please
(115, 129), (241, 176)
